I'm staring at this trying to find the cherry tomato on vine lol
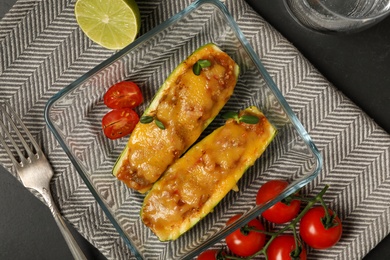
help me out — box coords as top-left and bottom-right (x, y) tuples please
(299, 206), (342, 249)
(103, 81), (143, 109)
(197, 249), (224, 260)
(225, 214), (266, 257)
(102, 108), (139, 139)
(256, 180), (301, 224)
(267, 235), (307, 260)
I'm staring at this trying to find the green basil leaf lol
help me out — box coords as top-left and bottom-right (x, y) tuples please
(154, 119), (165, 130)
(193, 59), (211, 76)
(222, 111), (239, 120)
(140, 115), (154, 124)
(192, 62), (201, 75)
(198, 59), (211, 68)
(239, 115), (259, 124)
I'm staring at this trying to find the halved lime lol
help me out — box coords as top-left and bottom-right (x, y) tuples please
(75, 0), (141, 50)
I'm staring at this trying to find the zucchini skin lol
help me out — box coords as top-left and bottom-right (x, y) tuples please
(113, 43), (239, 193)
(141, 106), (277, 241)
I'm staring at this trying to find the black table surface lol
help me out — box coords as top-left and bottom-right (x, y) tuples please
(0, 0), (389, 259)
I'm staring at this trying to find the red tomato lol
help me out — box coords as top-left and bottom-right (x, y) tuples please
(102, 108), (139, 139)
(267, 235), (307, 260)
(299, 206), (342, 249)
(197, 249), (223, 260)
(103, 81), (143, 109)
(256, 180), (301, 224)
(225, 214), (266, 257)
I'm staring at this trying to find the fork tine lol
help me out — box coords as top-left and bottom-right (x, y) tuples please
(3, 102), (41, 153)
(0, 119), (22, 167)
(0, 102), (41, 166)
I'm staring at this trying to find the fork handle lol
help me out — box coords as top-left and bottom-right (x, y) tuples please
(42, 187), (88, 260)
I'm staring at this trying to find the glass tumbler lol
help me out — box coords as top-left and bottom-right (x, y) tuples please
(284, 0), (390, 32)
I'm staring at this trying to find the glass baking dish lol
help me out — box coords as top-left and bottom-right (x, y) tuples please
(44, 0), (322, 259)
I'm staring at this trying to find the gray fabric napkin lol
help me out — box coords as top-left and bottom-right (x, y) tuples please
(0, 0), (389, 259)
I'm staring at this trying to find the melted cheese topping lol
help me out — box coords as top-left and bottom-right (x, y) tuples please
(141, 108), (276, 241)
(116, 45), (238, 193)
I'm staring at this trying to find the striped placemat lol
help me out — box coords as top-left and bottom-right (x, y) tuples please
(0, 0), (389, 259)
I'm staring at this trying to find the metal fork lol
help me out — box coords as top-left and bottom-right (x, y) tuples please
(0, 102), (87, 260)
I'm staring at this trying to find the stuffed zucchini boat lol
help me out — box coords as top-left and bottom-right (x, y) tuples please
(141, 106), (277, 241)
(113, 43), (239, 193)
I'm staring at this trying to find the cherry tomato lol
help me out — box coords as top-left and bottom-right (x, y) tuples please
(103, 81), (143, 109)
(225, 214), (266, 257)
(267, 235), (307, 260)
(102, 108), (139, 139)
(197, 249), (224, 260)
(256, 180), (301, 224)
(299, 206), (342, 249)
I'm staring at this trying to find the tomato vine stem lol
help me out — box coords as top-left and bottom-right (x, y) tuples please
(221, 185), (330, 259)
